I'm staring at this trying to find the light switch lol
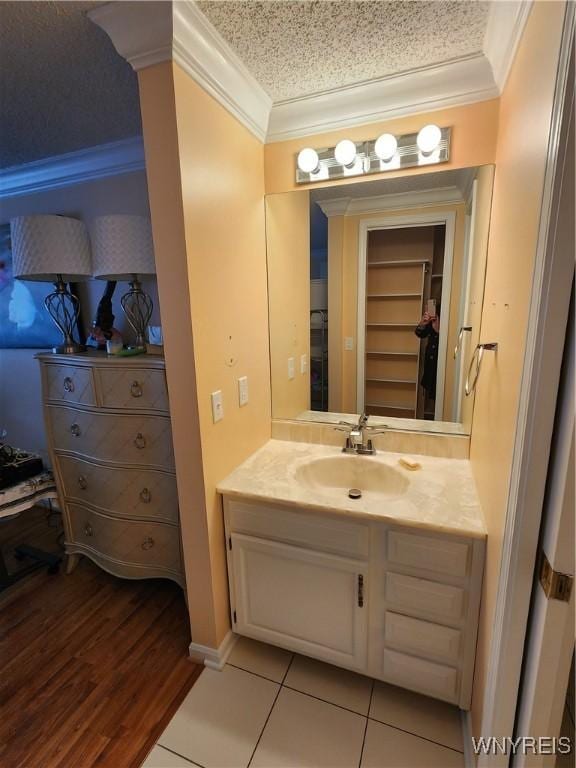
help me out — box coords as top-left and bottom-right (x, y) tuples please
(238, 376), (249, 407)
(344, 337), (354, 351)
(288, 357), (295, 380)
(211, 390), (224, 422)
(300, 354), (307, 374)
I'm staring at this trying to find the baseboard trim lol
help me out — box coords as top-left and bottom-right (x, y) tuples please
(461, 709), (476, 768)
(188, 630), (237, 671)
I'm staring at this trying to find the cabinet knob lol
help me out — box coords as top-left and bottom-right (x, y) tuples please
(141, 537), (155, 550)
(140, 487), (152, 504)
(63, 376), (75, 393)
(78, 475), (88, 490)
(70, 423), (81, 438)
(84, 523), (94, 537)
(134, 433), (146, 450)
(131, 381), (143, 398)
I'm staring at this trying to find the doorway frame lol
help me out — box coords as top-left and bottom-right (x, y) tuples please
(477, 6), (575, 765)
(356, 211), (456, 420)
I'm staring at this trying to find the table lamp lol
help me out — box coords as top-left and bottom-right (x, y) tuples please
(91, 215), (156, 350)
(10, 215), (93, 354)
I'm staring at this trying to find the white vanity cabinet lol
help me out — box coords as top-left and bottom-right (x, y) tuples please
(223, 496), (485, 710)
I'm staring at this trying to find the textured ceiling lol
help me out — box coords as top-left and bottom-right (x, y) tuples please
(196, 0), (490, 102)
(0, 1), (141, 169)
(310, 168), (475, 203)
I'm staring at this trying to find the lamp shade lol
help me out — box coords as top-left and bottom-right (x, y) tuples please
(92, 215), (156, 280)
(10, 215), (92, 282)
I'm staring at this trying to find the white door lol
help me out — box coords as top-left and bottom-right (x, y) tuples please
(230, 533), (369, 670)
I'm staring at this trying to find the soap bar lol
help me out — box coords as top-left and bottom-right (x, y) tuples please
(399, 457), (421, 471)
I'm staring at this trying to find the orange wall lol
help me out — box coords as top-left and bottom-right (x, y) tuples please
(264, 99), (499, 195)
(469, 1), (566, 736)
(139, 62), (271, 648)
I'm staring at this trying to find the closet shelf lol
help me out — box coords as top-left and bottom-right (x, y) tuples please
(365, 402), (416, 413)
(367, 293), (421, 299)
(366, 350), (419, 357)
(365, 378), (417, 385)
(366, 322), (418, 328)
(367, 259), (430, 268)
(431, 273), (443, 279)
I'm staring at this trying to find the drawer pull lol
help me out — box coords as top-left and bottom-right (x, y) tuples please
(84, 523), (94, 537)
(70, 423), (81, 438)
(358, 574), (364, 607)
(78, 475), (88, 490)
(131, 381), (143, 398)
(134, 433), (146, 450)
(63, 377), (75, 393)
(140, 488), (152, 504)
(141, 537), (155, 550)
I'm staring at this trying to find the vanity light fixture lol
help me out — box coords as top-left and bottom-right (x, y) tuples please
(295, 125), (451, 184)
(297, 147), (320, 174)
(416, 124), (442, 156)
(374, 133), (398, 162)
(334, 139), (357, 168)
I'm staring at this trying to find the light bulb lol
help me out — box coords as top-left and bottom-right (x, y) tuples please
(374, 133), (398, 162)
(334, 139), (357, 167)
(297, 147), (320, 174)
(417, 124), (442, 155)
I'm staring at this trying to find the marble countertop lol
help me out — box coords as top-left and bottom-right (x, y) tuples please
(217, 440), (486, 539)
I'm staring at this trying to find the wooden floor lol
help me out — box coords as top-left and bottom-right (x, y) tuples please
(0, 507), (202, 768)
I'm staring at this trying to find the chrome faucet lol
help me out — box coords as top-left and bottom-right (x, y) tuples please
(335, 413), (386, 455)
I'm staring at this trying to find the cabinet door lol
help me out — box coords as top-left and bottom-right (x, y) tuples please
(230, 533), (368, 671)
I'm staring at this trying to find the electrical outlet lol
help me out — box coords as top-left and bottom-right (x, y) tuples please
(238, 376), (249, 407)
(344, 337), (354, 351)
(211, 390), (223, 422)
(300, 354), (307, 374)
(288, 357), (295, 380)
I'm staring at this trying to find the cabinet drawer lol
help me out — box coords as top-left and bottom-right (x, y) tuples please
(382, 649), (458, 703)
(386, 572), (465, 623)
(57, 455), (178, 524)
(227, 499), (369, 560)
(47, 406), (174, 470)
(44, 364), (95, 406)
(384, 612), (461, 664)
(96, 368), (169, 412)
(68, 503), (181, 572)
(387, 531), (470, 578)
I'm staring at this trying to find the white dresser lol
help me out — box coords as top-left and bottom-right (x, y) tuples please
(38, 352), (184, 588)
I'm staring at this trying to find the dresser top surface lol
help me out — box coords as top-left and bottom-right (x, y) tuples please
(36, 351), (165, 368)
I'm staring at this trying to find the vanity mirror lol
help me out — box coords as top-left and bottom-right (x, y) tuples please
(266, 164), (494, 435)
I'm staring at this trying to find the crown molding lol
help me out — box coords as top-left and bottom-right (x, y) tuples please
(483, 1), (533, 91)
(89, 1), (530, 146)
(89, 1), (271, 143)
(317, 186), (465, 218)
(267, 54), (498, 143)
(0, 137), (145, 200)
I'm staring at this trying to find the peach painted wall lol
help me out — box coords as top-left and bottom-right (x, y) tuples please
(264, 99), (499, 195)
(266, 191), (311, 419)
(469, 2), (566, 736)
(138, 62), (271, 647)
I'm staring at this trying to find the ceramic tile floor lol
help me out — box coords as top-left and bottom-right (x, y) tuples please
(141, 637), (465, 768)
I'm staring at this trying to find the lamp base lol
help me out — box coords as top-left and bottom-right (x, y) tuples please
(52, 342), (86, 355)
(120, 276), (153, 351)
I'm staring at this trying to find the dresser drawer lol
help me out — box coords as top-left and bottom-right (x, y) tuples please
(47, 406), (174, 470)
(382, 649), (458, 703)
(68, 503), (181, 572)
(384, 611), (461, 665)
(386, 572), (465, 623)
(387, 530), (470, 579)
(44, 364), (95, 406)
(57, 455), (178, 524)
(96, 368), (169, 412)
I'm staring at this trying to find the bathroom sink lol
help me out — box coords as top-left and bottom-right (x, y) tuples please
(294, 455), (409, 498)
